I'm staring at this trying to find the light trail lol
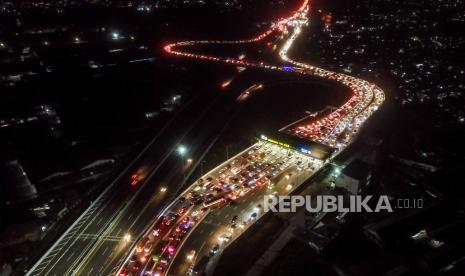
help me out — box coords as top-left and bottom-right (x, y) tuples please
(117, 1), (385, 275)
(164, 0), (384, 150)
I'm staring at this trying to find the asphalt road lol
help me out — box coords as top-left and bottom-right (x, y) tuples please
(27, 65), (257, 276)
(71, 77), (254, 276)
(118, 140), (322, 276)
(166, 147), (316, 276)
(28, 0), (385, 274)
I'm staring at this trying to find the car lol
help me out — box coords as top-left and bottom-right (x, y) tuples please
(176, 217), (194, 233)
(186, 250), (196, 261)
(168, 232), (181, 241)
(176, 206), (188, 216)
(212, 187), (223, 193)
(210, 244), (220, 255)
(130, 173), (141, 186)
(143, 241), (153, 254)
(219, 234), (231, 243)
(192, 197), (204, 205)
(250, 212), (258, 220)
(151, 253), (160, 262)
(128, 257), (142, 272)
(119, 267), (128, 276)
(153, 240), (169, 256)
(132, 261), (142, 272)
(167, 244), (176, 255)
(136, 237), (149, 253)
(203, 182), (214, 190)
(203, 196), (227, 208)
(228, 223), (237, 232)
(231, 215), (238, 224)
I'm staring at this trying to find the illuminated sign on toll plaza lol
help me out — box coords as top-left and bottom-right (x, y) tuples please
(260, 135), (290, 148)
(261, 134), (311, 155)
(259, 132), (335, 160)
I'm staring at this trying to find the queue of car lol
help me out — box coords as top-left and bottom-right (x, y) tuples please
(120, 141), (318, 276)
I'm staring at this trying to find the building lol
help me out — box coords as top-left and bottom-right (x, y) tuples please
(335, 159), (372, 194)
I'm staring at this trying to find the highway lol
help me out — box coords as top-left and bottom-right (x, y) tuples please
(118, 141), (322, 276)
(69, 75), (255, 276)
(166, 144), (319, 276)
(26, 61), (255, 276)
(164, 0), (384, 151)
(118, 0), (385, 275)
(28, 0), (385, 275)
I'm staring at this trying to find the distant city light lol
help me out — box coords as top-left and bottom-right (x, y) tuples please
(112, 32), (120, 39)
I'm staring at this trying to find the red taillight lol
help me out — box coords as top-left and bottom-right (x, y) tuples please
(221, 80), (231, 89)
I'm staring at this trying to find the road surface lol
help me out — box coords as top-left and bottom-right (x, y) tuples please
(118, 0), (385, 275)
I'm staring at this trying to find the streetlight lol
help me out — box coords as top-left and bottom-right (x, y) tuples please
(123, 233), (131, 242)
(177, 145), (187, 156)
(333, 167), (341, 177)
(112, 32), (120, 40)
(177, 145), (188, 181)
